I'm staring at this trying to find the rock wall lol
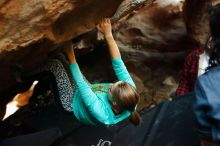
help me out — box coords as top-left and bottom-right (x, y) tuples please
(0, 0), (124, 93)
(0, 0), (155, 94)
(114, 3), (188, 52)
(1, 0), (220, 110)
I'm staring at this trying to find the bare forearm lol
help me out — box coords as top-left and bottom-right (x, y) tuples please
(105, 35), (121, 59)
(96, 18), (121, 59)
(64, 43), (77, 64)
(67, 48), (76, 64)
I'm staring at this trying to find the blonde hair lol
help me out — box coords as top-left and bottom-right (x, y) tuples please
(111, 82), (141, 125)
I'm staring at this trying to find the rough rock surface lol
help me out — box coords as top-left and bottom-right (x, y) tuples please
(0, 0), (124, 93)
(0, 0), (156, 94)
(114, 3), (189, 52)
(2, 0), (219, 110)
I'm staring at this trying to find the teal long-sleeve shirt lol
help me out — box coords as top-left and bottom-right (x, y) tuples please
(69, 57), (136, 126)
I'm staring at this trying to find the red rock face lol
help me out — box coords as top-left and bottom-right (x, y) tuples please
(0, 0), (123, 93)
(0, 0), (122, 51)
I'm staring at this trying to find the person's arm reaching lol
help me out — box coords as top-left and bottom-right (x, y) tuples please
(64, 42), (76, 64)
(96, 19), (135, 88)
(97, 18), (120, 59)
(64, 42), (109, 124)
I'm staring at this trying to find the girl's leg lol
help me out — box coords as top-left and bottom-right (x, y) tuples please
(44, 59), (75, 113)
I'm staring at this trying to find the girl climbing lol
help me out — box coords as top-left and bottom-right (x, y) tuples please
(62, 18), (141, 126)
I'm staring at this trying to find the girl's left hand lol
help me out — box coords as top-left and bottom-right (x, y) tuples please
(96, 18), (112, 37)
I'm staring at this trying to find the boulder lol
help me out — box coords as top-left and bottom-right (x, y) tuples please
(113, 2), (189, 53)
(0, 0), (122, 93)
(0, 0), (155, 94)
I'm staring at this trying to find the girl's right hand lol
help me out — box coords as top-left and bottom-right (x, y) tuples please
(63, 41), (73, 55)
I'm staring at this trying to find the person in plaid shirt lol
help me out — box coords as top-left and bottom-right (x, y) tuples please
(176, 37), (214, 96)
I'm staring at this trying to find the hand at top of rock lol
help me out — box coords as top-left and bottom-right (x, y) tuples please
(96, 18), (113, 38)
(63, 41), (73, 53)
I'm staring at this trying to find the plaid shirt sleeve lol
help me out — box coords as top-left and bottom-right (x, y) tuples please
(176, 48), (203, 96)
(176, 54), (192, 96)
